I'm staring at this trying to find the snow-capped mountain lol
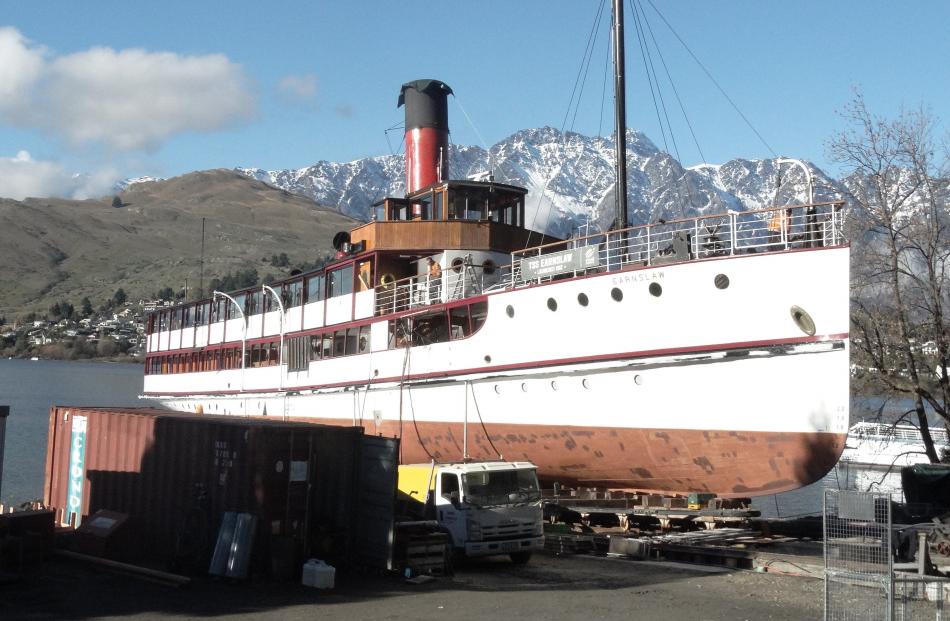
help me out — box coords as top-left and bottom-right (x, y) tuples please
(230, 126), (849, 237)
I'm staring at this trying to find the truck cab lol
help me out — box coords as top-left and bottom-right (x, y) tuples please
(397, 461), (544, 564)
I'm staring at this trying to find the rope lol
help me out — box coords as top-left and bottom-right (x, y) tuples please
(468, 382), (503, 459)
(630, 0), (673, 156)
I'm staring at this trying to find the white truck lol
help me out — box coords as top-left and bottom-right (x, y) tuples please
(397, 461), (544, 564)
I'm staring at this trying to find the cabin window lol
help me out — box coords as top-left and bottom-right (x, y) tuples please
(471, 301), (488, 333)
(320, 334), (333, 359)
(309, 335), (321, 361)
(358, 324), (371, 353)
(183, 305), (193, 328)
(170, 309), (181, 331)
(328, 265), (354, 298)
(374, 205), (386, 221)
(305, 275), (324, 303)
(229, 293), (246, 320)
(434, 191), (444, 220)
(282, 280), (299, 307)
(391, 201), (410, 221)
(413, 310), (449, 345)
(343, 327), (358, 355)
(146, 315), (156, 335)
(247, 290), (262, 316)
(412, 194), (432, 220)
(332, 330), (346, 357)
(194, 303), (204, 326)
(269, 342), (279, 365)
(356, 261), (373, 292)
(449, 306), (471, 339)
(211, 298), (225, 323)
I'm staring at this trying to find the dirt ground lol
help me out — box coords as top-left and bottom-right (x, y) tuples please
(1, 552), (824, 621)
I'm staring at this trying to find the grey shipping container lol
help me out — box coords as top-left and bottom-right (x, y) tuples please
(44, 406), (398, 573)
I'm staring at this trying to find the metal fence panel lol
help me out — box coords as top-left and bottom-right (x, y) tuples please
(894, 576), (948, 621)
(825, 490), (894, 621)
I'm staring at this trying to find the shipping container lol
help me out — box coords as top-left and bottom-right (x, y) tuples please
(43, 406), (398, 574)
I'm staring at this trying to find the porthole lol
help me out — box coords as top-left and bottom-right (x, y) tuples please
(484, 354), (492, 363)
(494, 384), (501, 394)
(483, 259), (497, 275)
(547, 298), (558, 311)
(551, 381), (558, 391)
(577, 293), (589, 306)
(634, 374), (643, 386)
(582, 378), (591, 389)
(714, 274), (730, 289)
(451, 257), (465, 273)
(506, 305), (515, 318)
(649, 283), (662, 297)
(521, 382), (528, 392)
(790, 305), (816, 336)
(611, 287), (624, 302)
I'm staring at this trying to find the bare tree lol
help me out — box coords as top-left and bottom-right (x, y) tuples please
(830, 92), (950, 463)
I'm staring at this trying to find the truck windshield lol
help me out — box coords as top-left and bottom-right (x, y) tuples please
(462, 469), (540, 506)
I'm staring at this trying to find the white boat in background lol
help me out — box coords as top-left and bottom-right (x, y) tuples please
(140, 2), (851, 498)
(836, 421), (950, 495)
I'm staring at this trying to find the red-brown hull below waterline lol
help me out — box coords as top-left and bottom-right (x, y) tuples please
(287, 417), (847, 498)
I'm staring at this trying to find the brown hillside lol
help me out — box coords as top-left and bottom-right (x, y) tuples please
(0, 169), (359, 317)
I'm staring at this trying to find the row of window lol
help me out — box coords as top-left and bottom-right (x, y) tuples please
(147, 263), (364, 335)
(146, 301), (489, 376)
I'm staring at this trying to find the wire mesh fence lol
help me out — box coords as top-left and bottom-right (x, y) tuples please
(825, 490), (894, 621)
(894, 576), (948, 621)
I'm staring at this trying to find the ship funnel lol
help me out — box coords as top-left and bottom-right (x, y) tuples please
(398, 79), (453, 195)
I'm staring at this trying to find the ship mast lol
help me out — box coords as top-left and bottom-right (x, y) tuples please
(611, 0), (628, 229)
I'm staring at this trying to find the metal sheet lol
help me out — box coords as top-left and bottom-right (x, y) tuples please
(353, 435), (400, 570)
(44, 406), (392, 570)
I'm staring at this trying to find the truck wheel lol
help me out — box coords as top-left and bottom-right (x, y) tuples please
(509, 551), (532, 565)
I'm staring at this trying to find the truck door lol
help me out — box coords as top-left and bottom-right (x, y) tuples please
(437, 472), (465, 548)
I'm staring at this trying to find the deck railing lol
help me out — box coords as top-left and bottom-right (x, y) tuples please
(374, 268), (489, 316)
(510, 201), (846, 287)
(372, 202), (846, 315)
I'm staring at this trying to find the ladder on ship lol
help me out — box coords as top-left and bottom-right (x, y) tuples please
(450, 254), (481, 301)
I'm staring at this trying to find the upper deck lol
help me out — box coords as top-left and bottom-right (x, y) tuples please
(143, 199), (846, 361)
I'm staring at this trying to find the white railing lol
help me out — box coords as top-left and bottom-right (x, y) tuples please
(510, 201), (846, 287)
(369, 202), (846, 315)
(374, 269), (488, 316)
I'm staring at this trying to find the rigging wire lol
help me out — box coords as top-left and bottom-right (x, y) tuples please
(630, 0), (697, 215)
(629, 0), (673, 156)
(454, 94), (493, 174)
(633, 0), (707, 165)
(643, 0), (778, 158)
(524, 0), (609, 246)
(597, 33), (611, 138)
(384, 121), (405, 157)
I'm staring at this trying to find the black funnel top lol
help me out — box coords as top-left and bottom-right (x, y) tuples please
(398, 79), (453, 132)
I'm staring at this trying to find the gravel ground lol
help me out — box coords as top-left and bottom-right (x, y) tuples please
(1, 552), (825, 621)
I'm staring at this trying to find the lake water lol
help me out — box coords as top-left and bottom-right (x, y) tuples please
(0, 358), (143, 506)
(0, 358), (883, 515)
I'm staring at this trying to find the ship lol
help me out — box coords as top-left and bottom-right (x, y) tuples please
(836, 421), (950, 495)
(142, 1), (850, 498)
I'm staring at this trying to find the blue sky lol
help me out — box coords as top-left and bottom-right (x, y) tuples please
(2, 1), (949, 199)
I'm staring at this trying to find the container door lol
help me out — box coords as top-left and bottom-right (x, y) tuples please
(352, 435), (399, 570)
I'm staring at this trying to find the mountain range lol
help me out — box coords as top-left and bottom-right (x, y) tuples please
(236, 127), (849, 238)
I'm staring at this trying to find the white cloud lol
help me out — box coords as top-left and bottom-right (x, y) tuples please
(0, 27), (256, 151)
(278, 73), (318, 101)
(0, 27), (44, 115)
(0, 151), (119, 200)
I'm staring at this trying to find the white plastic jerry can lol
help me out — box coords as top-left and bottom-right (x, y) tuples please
(301, 558), (335, 589)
